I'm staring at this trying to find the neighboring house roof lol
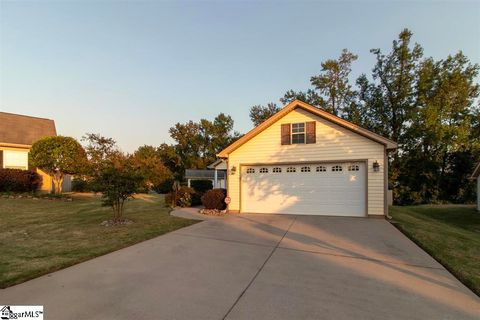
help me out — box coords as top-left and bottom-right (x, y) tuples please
(207, 159), (227, 169)
(217, 100), (398, 158)
(0, 112), (57, 147)
(472, 162), (480, 178)
(185, 169), (226, 180)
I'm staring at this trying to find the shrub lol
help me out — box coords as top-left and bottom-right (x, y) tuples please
(72, 179), (92, 192)
(0, 169), (42, 192)
(191, 191), (203, 206)
(165, 186), (194, 208)
(153, 178), (174, 194)
(190, 180), (213, 193)
(201, 188), (227, 210)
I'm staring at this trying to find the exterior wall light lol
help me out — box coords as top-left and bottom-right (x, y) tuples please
(373, 161), (380, 172)
(230, 166), (237, 175)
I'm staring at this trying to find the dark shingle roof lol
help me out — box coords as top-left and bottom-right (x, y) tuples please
(0, 112), (57, 146)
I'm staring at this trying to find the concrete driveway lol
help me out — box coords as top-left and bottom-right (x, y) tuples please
(1, 211), (479, 320)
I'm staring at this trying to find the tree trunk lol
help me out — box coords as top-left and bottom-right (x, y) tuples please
(52, 172), (64, 195)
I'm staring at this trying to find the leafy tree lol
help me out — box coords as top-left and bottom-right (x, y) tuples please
(132, 145), (173, 191)
(249, 103), (281, 126)
(369, 29), (423, 145)
(310, 49), (358, 115)
(280, 89), (324, 108)
(81, 133), (121, 177)
(169, 113), (240, 170)
(401, 52), (480, 203)
(93, 154), (143, 222)
(29, 136), (87, 194)
(157, 143), (184, 179)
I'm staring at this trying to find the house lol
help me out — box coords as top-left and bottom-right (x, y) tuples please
(216, 100), (397, 217)
(0, 112), (70, 192)
(472, 162), (480, 211)
(185, 168), (226, 189)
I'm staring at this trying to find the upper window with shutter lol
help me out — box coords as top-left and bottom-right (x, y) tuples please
(291, 123), (305, 144)
(281, 121), (315, 145)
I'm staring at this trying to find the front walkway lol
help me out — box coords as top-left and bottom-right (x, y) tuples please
(1, 209), (479, 319)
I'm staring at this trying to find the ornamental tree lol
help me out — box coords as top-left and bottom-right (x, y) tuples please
(29, 136), (87, 194)
(92, 154), (143, 222)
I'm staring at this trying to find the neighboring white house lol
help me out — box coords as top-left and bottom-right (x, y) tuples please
(216, 100), (397, 217)
(0, 112), (71, 192)
(185, 169), (226, 189)
(472, 163), (480, 211)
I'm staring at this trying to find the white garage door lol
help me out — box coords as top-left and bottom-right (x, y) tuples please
(241, 162), (366, 216)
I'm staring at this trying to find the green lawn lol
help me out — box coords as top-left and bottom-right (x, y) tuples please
(390, 205), (480, 296)
(0, 193), (198, 288)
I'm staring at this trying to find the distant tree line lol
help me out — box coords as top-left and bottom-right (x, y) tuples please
(249, 29), (479, 205)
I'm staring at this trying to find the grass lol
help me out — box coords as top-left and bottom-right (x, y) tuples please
(0, 193), (198, 288)
(389, 205), (480, 296)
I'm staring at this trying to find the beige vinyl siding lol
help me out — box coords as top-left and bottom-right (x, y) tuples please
(227, 108), (386, 215)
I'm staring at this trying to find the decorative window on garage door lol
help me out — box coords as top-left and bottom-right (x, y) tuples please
(272, 167), (282, 173)
(316, 165), (326, 172)
(348, 164), (360, 171)
(331, 165), (343, 172)
(300, 166), (311, 172)
(246, 168), (255, 174)
(286, 166), (296, 173)
(259, 168), (269, 173)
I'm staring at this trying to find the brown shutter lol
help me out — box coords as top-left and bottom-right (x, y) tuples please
(281, 123), (291, 145)
(306, 121), (316, 144)
(0, 150), (3, 168)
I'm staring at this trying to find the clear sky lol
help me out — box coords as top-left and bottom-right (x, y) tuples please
(1, 0), (479, 152)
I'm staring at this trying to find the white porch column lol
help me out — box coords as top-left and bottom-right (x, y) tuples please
(214, 170), (218, 188)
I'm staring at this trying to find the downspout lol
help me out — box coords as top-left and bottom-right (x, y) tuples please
(385, 146), (392, 219)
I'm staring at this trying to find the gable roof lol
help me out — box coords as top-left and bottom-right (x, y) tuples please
(472, 162), (480, 178)
(0, 112), (57, 147)
(217, 100), (397, 157)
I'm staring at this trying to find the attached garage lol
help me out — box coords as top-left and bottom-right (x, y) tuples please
(241, 162), (366, 216)
(216, 100), (397, 217)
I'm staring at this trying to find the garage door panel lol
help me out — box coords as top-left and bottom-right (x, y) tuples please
(241, 162), (366, 216)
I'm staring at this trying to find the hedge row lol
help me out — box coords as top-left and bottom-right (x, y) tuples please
(0, 169), (42, 192)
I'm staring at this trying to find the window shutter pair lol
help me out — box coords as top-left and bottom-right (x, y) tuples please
(281, 122), (316, 145)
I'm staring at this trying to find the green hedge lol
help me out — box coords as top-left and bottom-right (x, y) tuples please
(0, 169), (42, 192)
(190, 180), (213, 193)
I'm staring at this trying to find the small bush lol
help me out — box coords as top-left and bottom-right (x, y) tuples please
(165, 186), (194, 208)
(190, 180), (213, 193)
(201, 188), (227, 210)
(72, 179), (92, 192)
(153, 178), (174, 194)
(0, 169), (42, 192)
(191, 191), (203, 206)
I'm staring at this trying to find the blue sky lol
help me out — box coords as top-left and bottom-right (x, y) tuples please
(1, 0), (479, 152)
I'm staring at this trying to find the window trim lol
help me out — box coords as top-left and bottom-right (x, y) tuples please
(291, 122), (306, 144)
